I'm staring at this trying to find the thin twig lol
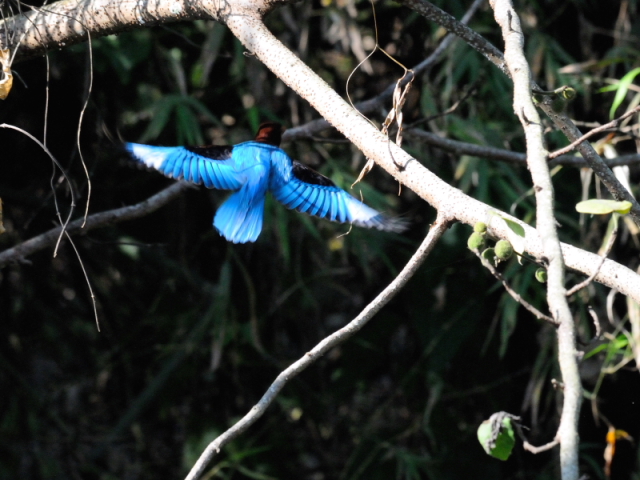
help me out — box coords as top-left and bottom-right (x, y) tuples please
(62, 230), (100, 331)
(515, 424), (560, 453)
(566, 219), (618, 297)
(282, 0), (485, 143)
(588, 306), (601, 339)
(0, 182), (190, 268)
(549, 106), (640, 159)
(405, 128), (640, 167)
(0, 122), (75, 257)
(78, 28), (94, 226)
(184, 214), (452, 480)
(407, 80), (480, 128)
(474, 250), (556, 324)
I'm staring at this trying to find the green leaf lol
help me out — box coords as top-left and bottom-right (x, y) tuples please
(605, 67), (640, 119)
(489, 213), (527, 259)
(575, 199), (632, 215)
(477, 416), (516, 461)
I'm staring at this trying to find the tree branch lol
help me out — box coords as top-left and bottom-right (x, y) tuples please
(0, 0), (284, 62)
(474, 250), (556, 324)
(0, 182), (190, 268)
(548, 106), (640, 159)
(3, 0), (639, 300)
(397, 0), (640, 229)
(185, 214), (452, 480)
(405, 128), (640, 167)
(220, 5), (640, 306)
(490, 3), (580, 480)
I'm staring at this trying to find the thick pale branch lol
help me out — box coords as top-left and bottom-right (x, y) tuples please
(491, 2), (580, 480)
(0, 0), (282, 61)
(185, 214), (452, 480)
(0, 182), (190, 268)
(222, 9), (640, 305)
(3, 0), (639, 302)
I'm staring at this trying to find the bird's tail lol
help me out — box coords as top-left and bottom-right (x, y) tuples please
(214, 189), (266, 243)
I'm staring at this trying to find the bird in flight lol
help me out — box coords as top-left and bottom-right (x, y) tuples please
(125, 122), (406, 243)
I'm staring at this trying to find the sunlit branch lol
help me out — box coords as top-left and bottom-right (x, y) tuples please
(490, 3), (580, 480)
(185, 213), (452, 480)
(548, 106), (640, 159)
(1, 0), (636, 306)
(397, 0), (640, 229)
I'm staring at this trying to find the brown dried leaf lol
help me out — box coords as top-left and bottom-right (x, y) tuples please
(0, 49), (13, 100)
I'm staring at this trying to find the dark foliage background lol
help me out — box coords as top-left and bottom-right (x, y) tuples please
(1, 0), (640, 479)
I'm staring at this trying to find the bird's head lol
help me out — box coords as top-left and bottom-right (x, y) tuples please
(254, 122), (284, 147)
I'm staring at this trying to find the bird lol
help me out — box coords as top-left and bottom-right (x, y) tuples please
(124, 122), (406, 243)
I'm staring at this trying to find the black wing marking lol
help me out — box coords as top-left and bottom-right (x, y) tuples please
(291, 162), (336, 187)
(185, 145), (234, 160)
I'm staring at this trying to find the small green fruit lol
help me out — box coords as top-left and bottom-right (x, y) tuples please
(495, 240), (514, 261)
(561, 87), (576, 101)
(468, 232), (486, 250)
(535, 268), (547, 283)
(474, 222), (487, 234)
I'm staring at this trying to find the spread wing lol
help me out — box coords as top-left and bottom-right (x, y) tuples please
(271, 162), (407, 232)
(124, 143), (243, 190)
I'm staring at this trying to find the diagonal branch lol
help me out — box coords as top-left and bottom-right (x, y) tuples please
(473, 250), (555, 324)
(0, 182), (190, 268)
(397, 0), (640, 229)
(548, 106), (640, 159)
(222, 6), (640, 306)
(185, 213), (452, 480)
(3, 0), (639, 301)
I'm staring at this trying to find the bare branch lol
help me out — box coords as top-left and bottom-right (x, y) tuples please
(1, 0), (287, 61)
(523, 438), (561, 454)
(221, 3), (640, 305)
(0, 182), (190, 268)
(185, 214), (452, 480)
(549, 106), (640, 159)
(566, 219), (618, 297)
(473, 250), (556, 324)
(489, 3), (580, 480)
(2, 0), (639, 300)
(405, 128), (640, 167)
(397, 0), (640, 228)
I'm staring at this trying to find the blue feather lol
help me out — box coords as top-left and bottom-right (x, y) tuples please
(124, 125), (406, 243)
